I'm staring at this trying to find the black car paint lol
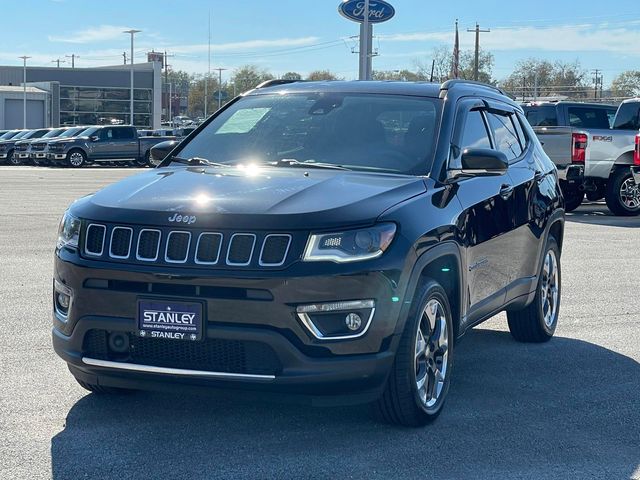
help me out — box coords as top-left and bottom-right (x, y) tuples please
(52, 81), (564, 402)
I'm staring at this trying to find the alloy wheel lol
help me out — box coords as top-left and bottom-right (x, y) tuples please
(414, 298), (449, 408)
(619, 177), (640, 211)
(69, 152), (84, 167)
(540, 249), (559, 328)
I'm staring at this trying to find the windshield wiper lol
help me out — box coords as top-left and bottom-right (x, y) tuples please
(271, 158), (350, 171)
(172, 156), (229, 167)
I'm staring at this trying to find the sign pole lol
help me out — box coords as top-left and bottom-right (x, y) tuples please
(358, 0), (372, 80)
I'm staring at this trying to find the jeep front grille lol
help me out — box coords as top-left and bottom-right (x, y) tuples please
(81, 223), (295, 269)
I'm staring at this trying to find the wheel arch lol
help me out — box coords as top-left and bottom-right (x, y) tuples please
(396, 241), (464, 342)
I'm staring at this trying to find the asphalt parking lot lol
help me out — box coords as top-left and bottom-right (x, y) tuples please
(0, 165), (638, 480)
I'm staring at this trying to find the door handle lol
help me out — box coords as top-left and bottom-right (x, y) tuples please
(500, 183), (514, 199)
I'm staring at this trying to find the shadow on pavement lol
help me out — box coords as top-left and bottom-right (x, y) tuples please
(51, 329), (640, 480)
(567, 202), (640, 228)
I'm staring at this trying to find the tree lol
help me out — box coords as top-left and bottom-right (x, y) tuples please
(415, 46), (494, 84)
(306, 70), (341, 81)
(499, 59), (589, 100)
(372, 69), (427, 81)
(230, 65), (274, 95)
(187, 74), (221, 118)
(611, 71), (640, 98)
(281, 71), (302, 81)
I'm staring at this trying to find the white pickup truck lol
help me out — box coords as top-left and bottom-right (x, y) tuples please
(527, 99), (640, 215)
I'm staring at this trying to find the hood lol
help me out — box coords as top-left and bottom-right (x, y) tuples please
(49, 136), (88, 144)
(72, 166), (427, 229)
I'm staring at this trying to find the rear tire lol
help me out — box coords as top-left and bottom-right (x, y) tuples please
(605, 167), (640, 216)
(507, 237), (561, 342)
(563, 188), (584, 212)
(134, 151), (150, 167)
(75, 378), (129, 394)
(375, 280), (454, 426)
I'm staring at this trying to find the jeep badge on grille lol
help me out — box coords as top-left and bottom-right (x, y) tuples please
(168, 213), (196, 225)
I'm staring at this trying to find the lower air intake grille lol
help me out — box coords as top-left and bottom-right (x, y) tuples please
(83, 329), (282, 375)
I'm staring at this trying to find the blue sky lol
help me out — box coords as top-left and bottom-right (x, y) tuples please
(3, 0), (640, 86)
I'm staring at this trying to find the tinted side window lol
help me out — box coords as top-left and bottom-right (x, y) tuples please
(460, 110), (491, 150)
(99, 128), (113, 140)
(487, 112), (523, 161)
(613, 103), (640, 130)
(511, 114), (528, 149)
(114, 127), (135, 140)
(567, 107), (611, 129)
(524, 106), (558, 126)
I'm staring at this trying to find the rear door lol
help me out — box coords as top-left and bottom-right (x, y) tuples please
(452, 100), (514, 320)
(112, 127), (139, 159)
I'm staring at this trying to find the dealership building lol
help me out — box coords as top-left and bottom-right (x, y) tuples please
(0, 61), (162, 129)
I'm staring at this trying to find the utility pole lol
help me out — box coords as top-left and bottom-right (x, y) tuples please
(214, 68), (227, 110)
(205, 12), (211, 117)
(19, 56), (31, 129)
(51, 58), (66, 68)
(65, 54), (78, 68)
(429, 59), (435, 82)
(467, 23), (490, 81)
(123, 29), (141, 126)
(168, 82), (173, 126)
(592, 69), (602, 100)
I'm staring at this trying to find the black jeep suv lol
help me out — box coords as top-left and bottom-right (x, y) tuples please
(53, 80), (564, 426)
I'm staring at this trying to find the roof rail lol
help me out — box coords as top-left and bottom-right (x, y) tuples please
(441, 79), (505, 95)
(254, 79), (302, 89)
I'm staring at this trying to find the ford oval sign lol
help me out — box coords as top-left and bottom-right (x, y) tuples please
(338, 0), (395, 24)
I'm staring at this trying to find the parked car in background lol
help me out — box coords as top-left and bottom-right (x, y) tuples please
(53, 80), (564, 426)
(631, 133), (640, 196)
(173, 126), (196, 138)
(31, 127), (89, 165)
(15, 128), (64, 164)
(137, 129), (153, 137)
(0, 129), (23, 141)
(522, 101), (616, 129)
(0, 130), (29, 164)
(530, 99), (640, 215)
(47, 125), (175, 167)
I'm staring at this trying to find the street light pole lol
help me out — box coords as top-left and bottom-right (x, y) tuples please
(215, 67), (227, 110)
(123, 29), (141, 126)
(19, 56), (31, 129)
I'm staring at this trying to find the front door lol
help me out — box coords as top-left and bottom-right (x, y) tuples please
(451, 103), (515, 321)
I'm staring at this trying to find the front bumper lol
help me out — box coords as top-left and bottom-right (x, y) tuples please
(632, 166), (640, 185)
(52, 253), (404, 402)
(48, 152), (68, 161)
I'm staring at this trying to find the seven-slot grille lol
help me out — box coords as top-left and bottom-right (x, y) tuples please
(83, 223), (293, 269)
(31, 142), (47, 151)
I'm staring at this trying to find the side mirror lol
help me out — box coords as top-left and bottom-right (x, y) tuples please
(449, 148), (508, 180)
(90, 135), (99, 142)
(150, 140), (178, 166)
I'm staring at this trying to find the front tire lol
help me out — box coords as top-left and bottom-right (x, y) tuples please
(75, 378), (129, 394)
(375, 280), (453, 426)
(507, 237), (561, 342)
(8, 150), (20, 166)
(67, 149), (86, 168)
(605, 167), (640, 216)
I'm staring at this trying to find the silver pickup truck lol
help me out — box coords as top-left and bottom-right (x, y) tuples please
(527, 99), (640, 215)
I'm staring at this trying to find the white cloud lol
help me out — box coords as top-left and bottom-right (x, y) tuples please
(381, 23), (640, 56)
(169, 36), (321, 55)
(49, 25), (141, 44)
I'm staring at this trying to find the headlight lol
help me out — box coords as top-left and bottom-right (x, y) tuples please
(57, 212), (81, 249)
(303, 223), (396, 263)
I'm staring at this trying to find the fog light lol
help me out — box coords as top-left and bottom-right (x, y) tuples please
(57, 293), (70, 309)
(296, 300), (375, 340)
(108, 332), (130, 353)
(345, 313), (362, 331)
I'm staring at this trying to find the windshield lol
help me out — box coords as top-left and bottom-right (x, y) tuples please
(176, 93), (442, 175)
(76, 127), (99, 137)
(42, 129), (65, 139)
(11, 131), (29, 140)
(59, 127), (86, 138)
(0, 130), (19, 140)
